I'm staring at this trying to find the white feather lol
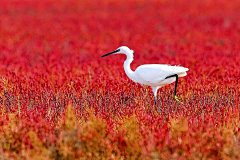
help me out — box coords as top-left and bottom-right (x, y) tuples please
(135, 64), (189, 87)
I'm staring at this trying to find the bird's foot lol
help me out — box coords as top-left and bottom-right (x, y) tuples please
(174, 95), (184, 105)
(152, 105), (164, 115)
(151, 105), (158, 114)
(153, 109), (159, 115)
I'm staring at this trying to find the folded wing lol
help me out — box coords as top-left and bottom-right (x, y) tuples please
(135, 64), (189, 85)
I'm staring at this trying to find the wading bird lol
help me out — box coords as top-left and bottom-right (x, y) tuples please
(102, 46), (189, 108)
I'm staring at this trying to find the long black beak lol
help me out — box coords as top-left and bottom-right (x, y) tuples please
(101, 49), (120, 57)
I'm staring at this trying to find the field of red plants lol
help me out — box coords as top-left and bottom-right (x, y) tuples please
(0, 0), (240, 159)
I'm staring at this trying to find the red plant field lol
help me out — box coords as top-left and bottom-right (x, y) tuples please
(0, 0), (240, 159)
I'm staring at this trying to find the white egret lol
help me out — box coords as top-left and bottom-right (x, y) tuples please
(102, 46), (189, 108)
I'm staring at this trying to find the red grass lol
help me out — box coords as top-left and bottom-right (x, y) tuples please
(0, 0), (240, 159)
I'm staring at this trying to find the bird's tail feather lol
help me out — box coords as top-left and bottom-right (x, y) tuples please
(178, 72), (187, 77)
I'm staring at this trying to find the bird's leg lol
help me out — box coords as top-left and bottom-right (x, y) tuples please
(165, 74), (183, 104)
(152, 87), (160, 113)
(154, 96), (157, 106)
(151, 95), (161, 114)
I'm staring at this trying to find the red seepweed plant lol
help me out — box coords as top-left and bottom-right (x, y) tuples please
(0, 0), (240, 159)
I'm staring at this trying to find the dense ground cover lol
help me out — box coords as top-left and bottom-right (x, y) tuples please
(0, 0), (240, 159)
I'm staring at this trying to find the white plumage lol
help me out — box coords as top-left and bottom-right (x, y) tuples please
(135, 64), (188, 86)
(102, 46), (189, 107)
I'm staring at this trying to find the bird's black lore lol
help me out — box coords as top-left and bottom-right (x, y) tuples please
(102, 49), (120, 57)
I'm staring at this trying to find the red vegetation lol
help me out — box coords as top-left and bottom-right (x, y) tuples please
(0, 0), (240, 159)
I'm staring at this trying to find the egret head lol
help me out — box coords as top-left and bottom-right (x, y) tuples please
(102, 46), (133, 57)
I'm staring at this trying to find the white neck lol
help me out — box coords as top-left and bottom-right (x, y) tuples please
(123, 50), (136, 82)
